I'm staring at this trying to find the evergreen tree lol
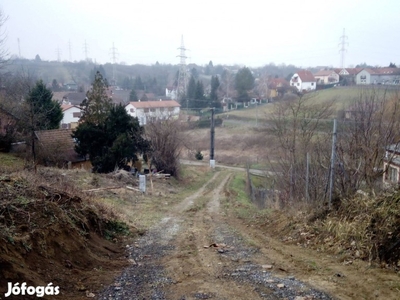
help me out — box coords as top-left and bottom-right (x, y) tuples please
(134, 76), (144, 90)
(80, 71), (112, 125)
(121, 76), (134, 90)
(187, 75), (196, 101)
(235, 67), (254, 102)
(25, 80), (63, 163)
(210, 75), (220, 101)
(73, 104), (150, 173)
(129, 89), (138, 101)
(195, 81), (205, 101)
(26, 80), (63, 130)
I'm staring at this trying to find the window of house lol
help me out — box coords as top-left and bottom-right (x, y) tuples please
(130, 108), (134, 112)
(73, 112), (81, 118)
(144, 108), (149, 113)
(389, 166), (398, 182)
(311, 82), (314, 86)
(168, 107), (174, 112)
(297, 83), (300, 86)
(150, 108), (156, 112)
(160, 108), (165, 112)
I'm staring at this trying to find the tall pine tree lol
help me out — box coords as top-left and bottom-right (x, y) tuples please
(80, 71), (112, 124)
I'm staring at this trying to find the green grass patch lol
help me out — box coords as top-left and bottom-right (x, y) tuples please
(0, 152), (25, 171)
(224, 172), (272, 221)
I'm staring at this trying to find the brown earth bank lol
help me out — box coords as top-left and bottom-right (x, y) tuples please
(0, 168), (140, 300)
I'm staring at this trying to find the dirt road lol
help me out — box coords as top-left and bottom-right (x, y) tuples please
(98, 171), (335, 299)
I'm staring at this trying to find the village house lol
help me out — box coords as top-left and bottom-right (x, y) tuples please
(60, 104), (82, 129)
(34, 129), (90, 169)
(0, 107), (17, 136)
(290, 70), (316, 92)
(383, 144), (400, 185)
(125, 100), (181, 126)
(313, 70), (340, 85)
(356, 68), (400, 85)
(268, 78), (290, 99)
(333, 68), (362, 85)
(165, 87), (177, 100)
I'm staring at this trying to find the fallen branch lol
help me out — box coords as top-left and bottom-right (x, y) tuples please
(126, 185), (142, 192)
(83, 186), (123, 192)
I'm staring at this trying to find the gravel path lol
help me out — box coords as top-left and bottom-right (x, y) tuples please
(97, 172), (333, 300)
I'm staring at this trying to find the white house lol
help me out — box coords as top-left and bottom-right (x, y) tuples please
(165, 87), (177, 100)
(125, 100), (181, 125)
(383, 144), (400, 185)
(290, 70), (316, 92)
(313, 70), (340, 85)
(356, 68), (400, 85)
(60, 104), (82, 129)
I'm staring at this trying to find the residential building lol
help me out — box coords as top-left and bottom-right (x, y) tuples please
(165, 87), (177, 100)
(355, 68), (400, 85)
(383, 144), (400, 184)
(60, 104), (82, 129)
(290, 70), (316, 92)
(0, 107), (18, 136)
(34, 129), (89, 169)
(125, 100), (181, 125)
(268, 78), (290, 99)
(333, 68), (363, 85)
(314, 70), (340, 85)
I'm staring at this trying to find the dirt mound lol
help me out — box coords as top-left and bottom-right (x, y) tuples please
(0, 171), (137, 299)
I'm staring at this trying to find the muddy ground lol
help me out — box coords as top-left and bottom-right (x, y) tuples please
(96, 170), (400, 300)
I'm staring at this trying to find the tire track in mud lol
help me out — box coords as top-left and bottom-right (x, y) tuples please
(163, 173), (332, 300)
(97, 172), (222, 300)
(98, 171), (332, 299)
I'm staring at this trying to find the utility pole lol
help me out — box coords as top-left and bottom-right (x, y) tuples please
(210, 107), (215, 168)
(338, 28), (348, 68)
(328, 119), (337, 209)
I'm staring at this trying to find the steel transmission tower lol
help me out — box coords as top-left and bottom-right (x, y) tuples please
(56, 47), (62, 62)
(83, 40), (89, 61)
(338, 28), (348, 68)
(17, 38), (21, 58)
(109, 42), (119, 86)
(68, 40), (72, 61)
(177, 35), (188, 101)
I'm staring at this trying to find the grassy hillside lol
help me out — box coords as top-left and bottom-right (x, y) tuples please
(223, 86), (400, 121)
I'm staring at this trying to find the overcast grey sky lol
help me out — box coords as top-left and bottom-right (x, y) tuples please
(1, 0), (399, 68)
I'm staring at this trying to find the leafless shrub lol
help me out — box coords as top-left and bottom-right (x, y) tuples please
(145, 118), (189, 178)
(268, 93), (334, 207)
(335, 89), (400, 196)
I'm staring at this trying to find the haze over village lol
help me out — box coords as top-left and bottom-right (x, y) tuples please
(2, 1), (400, 299)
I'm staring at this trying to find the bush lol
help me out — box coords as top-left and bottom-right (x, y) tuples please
(195, 150), (203, 160)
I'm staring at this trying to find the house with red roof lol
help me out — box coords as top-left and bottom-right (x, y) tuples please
(125, 100), (181, 125)
(290, 70), (316, 92)
(355, 68), (400, 85)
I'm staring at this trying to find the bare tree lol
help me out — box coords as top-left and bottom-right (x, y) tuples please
(145, 118), (189, 178)
(335, 89), (400, 196)
(0, 8), (9, 68)
(268, 93), (334, 205)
